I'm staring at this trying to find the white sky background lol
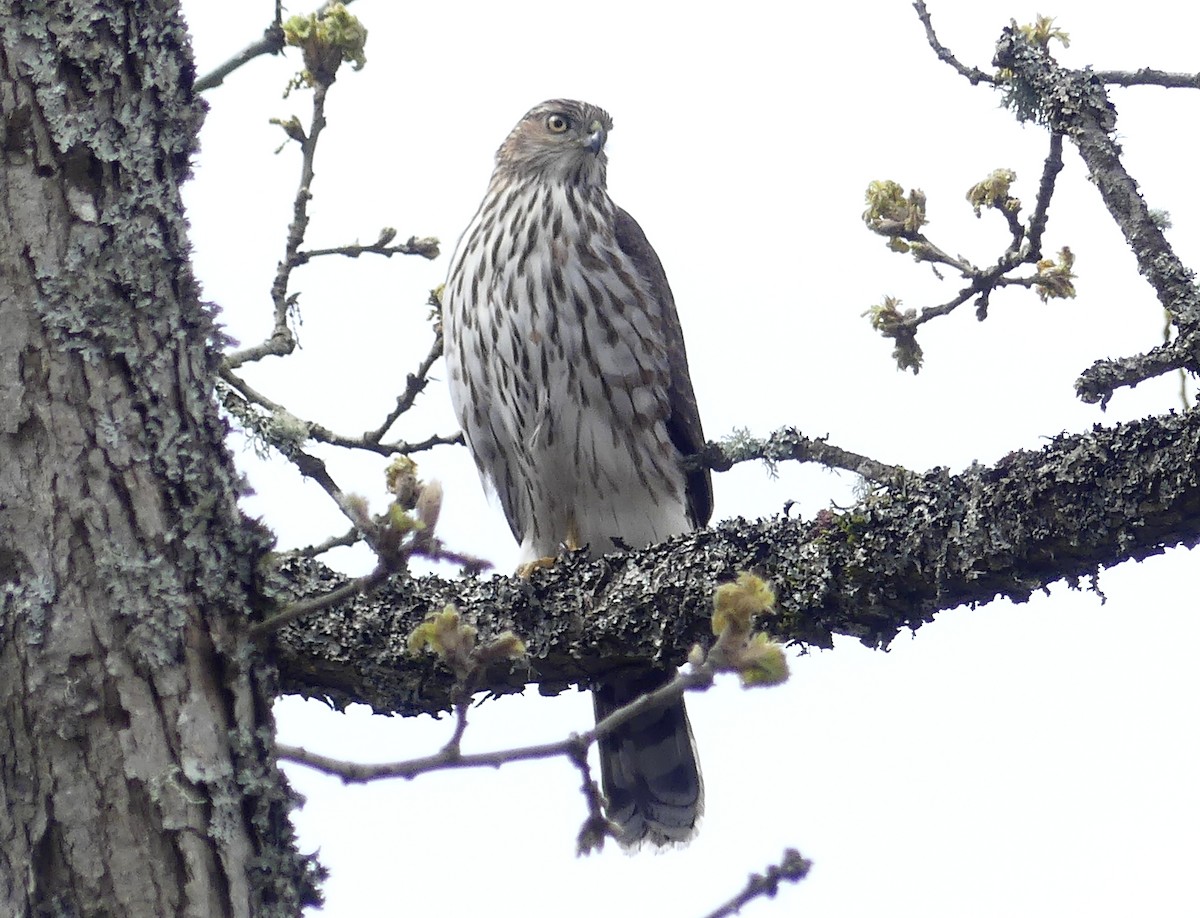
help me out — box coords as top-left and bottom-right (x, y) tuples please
(181, 2), (1199, 916)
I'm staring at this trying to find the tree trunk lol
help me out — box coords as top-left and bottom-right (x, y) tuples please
(0, 2), (312, 914)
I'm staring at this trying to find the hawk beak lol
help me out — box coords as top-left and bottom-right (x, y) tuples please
(585, 122), (606, 155)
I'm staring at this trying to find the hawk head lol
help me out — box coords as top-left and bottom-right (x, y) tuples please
(494, 99), (613, 185)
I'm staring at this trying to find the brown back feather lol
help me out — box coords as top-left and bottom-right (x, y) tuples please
(612, 207), (713, 529)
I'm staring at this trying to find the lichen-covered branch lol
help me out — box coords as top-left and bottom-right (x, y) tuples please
(701, 427), (906, 483)
(992, 27), (1200, 404)
(994, 28), (1199, 328)
(269, 408), (1200, 717)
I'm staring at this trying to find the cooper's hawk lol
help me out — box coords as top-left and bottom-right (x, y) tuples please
(442, 99), (712, 847)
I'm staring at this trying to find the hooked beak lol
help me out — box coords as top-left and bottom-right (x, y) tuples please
(585, 120), (607, 155)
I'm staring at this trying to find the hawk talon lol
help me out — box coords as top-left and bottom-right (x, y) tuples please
(515, 536), (586, 579)
(516, 556), (557, 579)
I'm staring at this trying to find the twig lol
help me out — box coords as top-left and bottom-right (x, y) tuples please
(276, 665), (715, 782)
(194, 0), (363, 92)
(364, 329), (446, 444)
(912, 1), (995, 86)
(194, 24), (286, 93)
(294, 235), (440, 264)
(226, 80), (331, 369)
(1075, 329), (1200, 406)
(700, 427), (907, 483)
(1094, 68), (1200, 89)
(219, 364), (285, 413)
(381, 431), (465, 456)
(251, 563), (389, 638)
(291, 527), (362, 558)
(568, 740), (616, 855)
(220, 339), (459, 457)
(1024, 132), (1064, 259)
(701, 848), (812, 918)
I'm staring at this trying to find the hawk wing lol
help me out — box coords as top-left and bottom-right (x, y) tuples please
(613, 207), (713, 529)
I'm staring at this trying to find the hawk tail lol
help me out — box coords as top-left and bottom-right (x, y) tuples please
(593, 668), (703, 848)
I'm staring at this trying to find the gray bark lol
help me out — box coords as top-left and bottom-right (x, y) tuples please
(0, 2), (315, 915)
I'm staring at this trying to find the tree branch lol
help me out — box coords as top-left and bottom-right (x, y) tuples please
(992, 28), (1200, 403)
(269, 408), (1200, 716)
(701, 848), (812, 918)
(194, 24), (286, 93)
(275, 664), (714, 782)
(294, 233), (440, 264)
(193, 0), (362, 92)
(912, 1), (996, 86)
(700, 427), (906, 483)
(1094, 68), (1200, 89)
(225, 78), (331, 369)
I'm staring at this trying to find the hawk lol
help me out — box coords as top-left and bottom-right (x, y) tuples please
(442, 99), (712, 847)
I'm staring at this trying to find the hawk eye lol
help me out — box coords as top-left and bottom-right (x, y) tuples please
(546, 114), (570, 134)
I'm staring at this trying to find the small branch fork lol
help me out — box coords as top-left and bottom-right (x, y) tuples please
(922, 131), (1065, 328)
(200, 9), (460, 585)
(193, 0), (362, 93)
(863, 129), (1069, 376)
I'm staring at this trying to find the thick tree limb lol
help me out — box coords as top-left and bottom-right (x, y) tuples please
(270, 408), (1200, 717)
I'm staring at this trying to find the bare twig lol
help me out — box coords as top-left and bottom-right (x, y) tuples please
(194, 24), (286, 93)
(220, 334), (459, 457)
(381, 431), (465, 456)
(276, 665), (716, 782)
(568, 740), (617, 855)
(1094, 68), (1200, 89)
(363, 329), (446, 444)
(226, 80), (331, 369)
(701, 848), (812, 918)
(302, 427), (464, 457)
(294, 234), (440, 264)
(912, 0), (996, 86)
(1024, 132), (1065, 259)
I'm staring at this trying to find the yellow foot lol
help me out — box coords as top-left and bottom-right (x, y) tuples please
(516, 556), (557, 579)
(515, 529), (585, 579)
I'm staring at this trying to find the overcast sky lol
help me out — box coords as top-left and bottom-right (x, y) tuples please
(181, 2), (1199, 916)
